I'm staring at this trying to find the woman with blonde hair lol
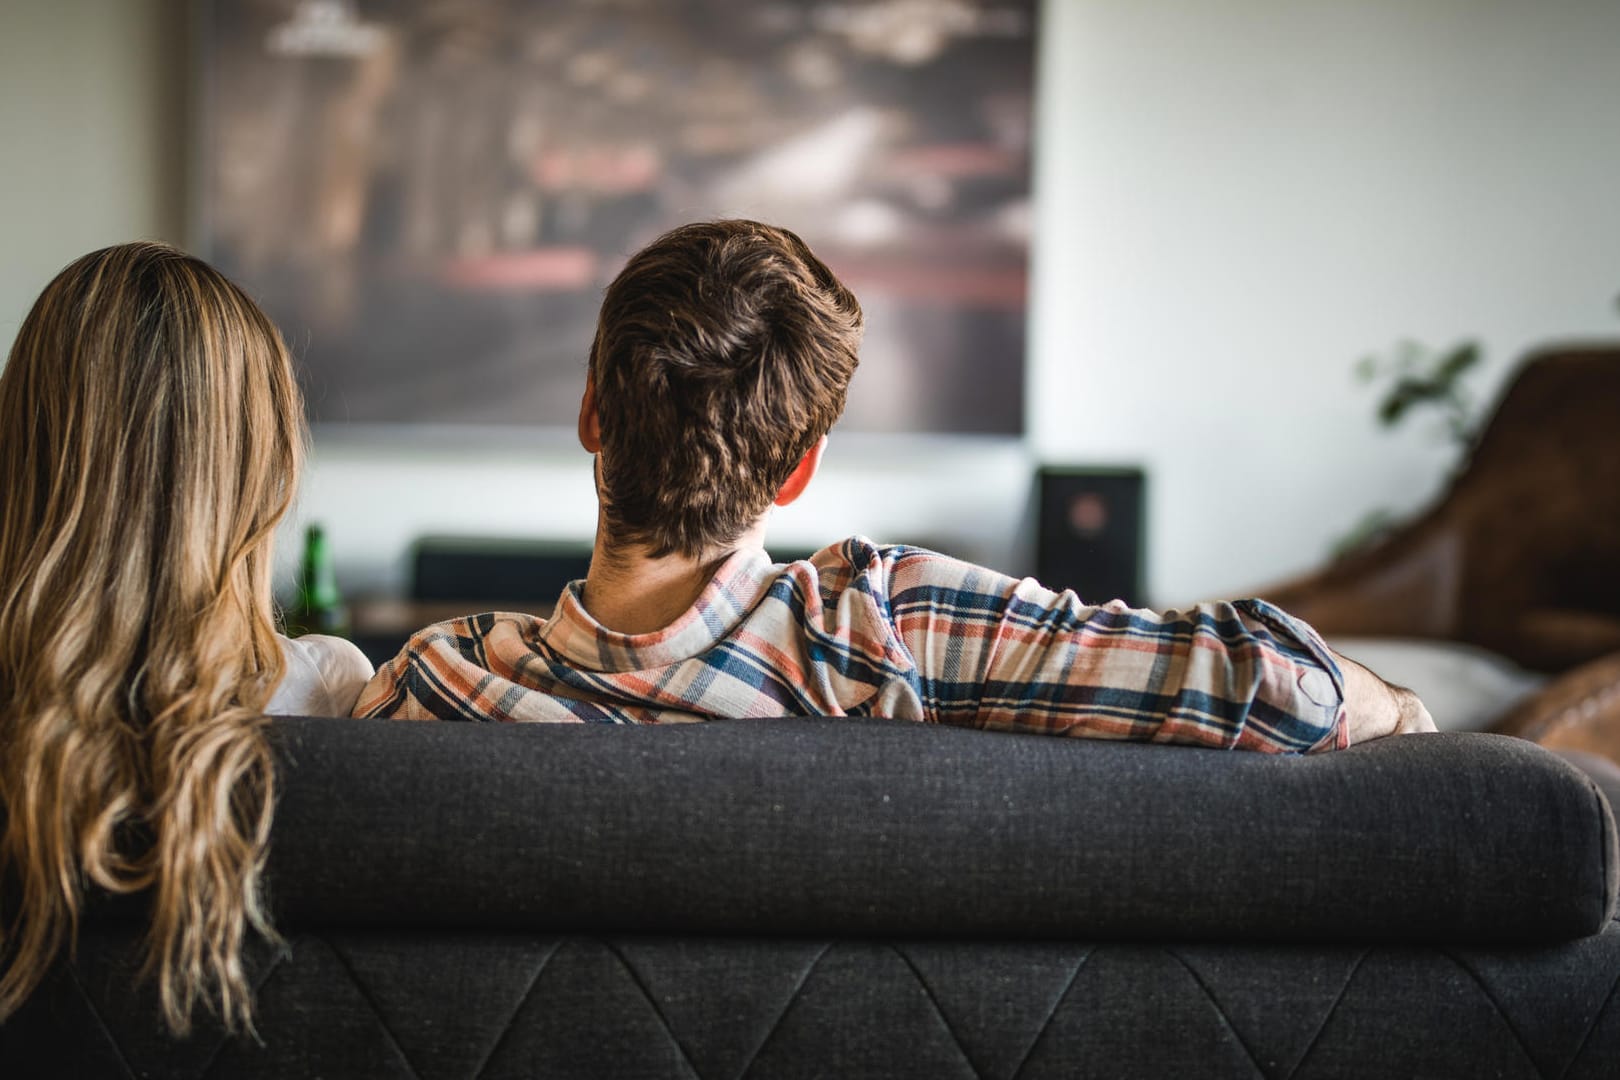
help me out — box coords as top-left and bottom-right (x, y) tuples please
(0, 242), (371, 1034)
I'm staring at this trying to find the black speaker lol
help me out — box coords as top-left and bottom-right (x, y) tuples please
(1035, 467), (1145, 607)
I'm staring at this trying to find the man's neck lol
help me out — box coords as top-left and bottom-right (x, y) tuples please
(581, 519), (769, 636)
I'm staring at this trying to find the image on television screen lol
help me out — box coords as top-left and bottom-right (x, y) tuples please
(198, 0), (1035, 436)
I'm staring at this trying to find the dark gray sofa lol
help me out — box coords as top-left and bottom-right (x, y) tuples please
(3, 716), (1618, 1078)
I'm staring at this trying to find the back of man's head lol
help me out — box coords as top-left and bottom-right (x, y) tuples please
(588, 219), (863, 557)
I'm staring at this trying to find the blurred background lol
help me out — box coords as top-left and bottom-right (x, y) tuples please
(2, 0), (1619, 608)
(202, 0), (1033, 436)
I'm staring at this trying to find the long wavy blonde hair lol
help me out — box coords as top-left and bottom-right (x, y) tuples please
(0, 242), (304, 1034)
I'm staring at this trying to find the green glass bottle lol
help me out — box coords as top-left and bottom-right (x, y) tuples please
(284, 524), (349, 638)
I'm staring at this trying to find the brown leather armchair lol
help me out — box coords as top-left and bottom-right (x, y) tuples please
(1261, 345), (1620, 673)
(1257, 345), (1620, 760)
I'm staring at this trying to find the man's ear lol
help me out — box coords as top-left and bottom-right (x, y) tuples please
(578, 379), (602, 453)
(774, 436), (827, 507)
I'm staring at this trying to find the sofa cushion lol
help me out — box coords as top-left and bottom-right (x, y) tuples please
(224, 717), (1619, 945)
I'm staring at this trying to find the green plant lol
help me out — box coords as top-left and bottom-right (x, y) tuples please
(1336, 290), (1620, 558)
(1332, 338), (1484, 558)
(1353, 338), (1482, 447)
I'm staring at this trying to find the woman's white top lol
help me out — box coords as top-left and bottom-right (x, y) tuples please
(265, 634), (375, 717)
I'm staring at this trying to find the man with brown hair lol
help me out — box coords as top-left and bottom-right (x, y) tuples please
(357, 219), (1432, 749)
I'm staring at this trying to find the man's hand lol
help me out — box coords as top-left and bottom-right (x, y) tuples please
(1333, 650), (1439, 743)
(1385, 682), (1438, 735)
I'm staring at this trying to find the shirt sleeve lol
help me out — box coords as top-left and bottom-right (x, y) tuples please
(883, 548), (1347, 753)
(351, 616), (516, 721)
(352, 648), (414, 719)
(351, 624), (451, 720)
(269, 634), (376, 717)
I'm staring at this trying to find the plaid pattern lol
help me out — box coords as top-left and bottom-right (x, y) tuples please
(355, 537), (1349, 753)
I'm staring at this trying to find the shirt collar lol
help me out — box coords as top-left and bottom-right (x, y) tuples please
(538, 546), (779, 671)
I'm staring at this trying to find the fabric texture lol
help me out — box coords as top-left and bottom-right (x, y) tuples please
(246, 718), (1620, 942)
(10, 925), (1620, 1079)
(5, 716), (1617, 1078)
(356, 537), (1349, 754)
(266, 633), (374, 717)
(1558, 749), (1620, 814)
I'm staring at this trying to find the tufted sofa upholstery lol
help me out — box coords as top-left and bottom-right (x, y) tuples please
(3, 716), (1618, 1078)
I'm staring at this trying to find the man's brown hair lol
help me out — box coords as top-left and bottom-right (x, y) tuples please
(588, 220), (863, 557)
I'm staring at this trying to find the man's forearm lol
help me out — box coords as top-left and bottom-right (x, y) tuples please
(1333, 650), (1437, 743)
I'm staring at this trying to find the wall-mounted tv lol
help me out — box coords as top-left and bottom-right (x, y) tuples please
(197, 0), (1035, 436)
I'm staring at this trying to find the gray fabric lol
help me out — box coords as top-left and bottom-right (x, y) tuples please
(6, 717), (1619, 1078)
(7, 922), (1619, 1079)
(1558, 749), (1620, 822)
(251, 718), (1615, 943)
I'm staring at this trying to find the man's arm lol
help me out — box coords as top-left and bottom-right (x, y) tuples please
(1332, 650), (1438, 741)
(882, 547), (1428, 753)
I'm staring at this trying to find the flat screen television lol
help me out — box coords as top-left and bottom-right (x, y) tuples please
(195, 0), (1035, 437)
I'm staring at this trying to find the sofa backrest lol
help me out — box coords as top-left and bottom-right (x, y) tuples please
(121, 717), (1613, 944)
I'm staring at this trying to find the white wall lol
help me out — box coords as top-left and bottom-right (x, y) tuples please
(0, 0), (186, 332)
(1030, 0), (1620, 600)
(4, 0), (1619, 603)
(297, 433), (1035, 595)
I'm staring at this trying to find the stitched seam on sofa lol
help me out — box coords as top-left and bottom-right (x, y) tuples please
(1590, 772), (1618, 924)
(601, 939), (703, 1080)
(1440, 948), (1550, 1078)
(1162, 948), (1267, 1080)
(1007, 946), (1094, 1080)
(64, 960), (138, 1080)
(1282, 948), (1368, 1080)
(1557, 957), (1620, 1080)
(734, 941), (833, 1080)
(888, 944), (986, 1080)
(196, 943), (290, 1080)
(325, 934), (427, 1080)
(469, 937), (564, 1080)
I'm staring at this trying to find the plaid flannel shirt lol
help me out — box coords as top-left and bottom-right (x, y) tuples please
(354, 536), (1348, 753)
